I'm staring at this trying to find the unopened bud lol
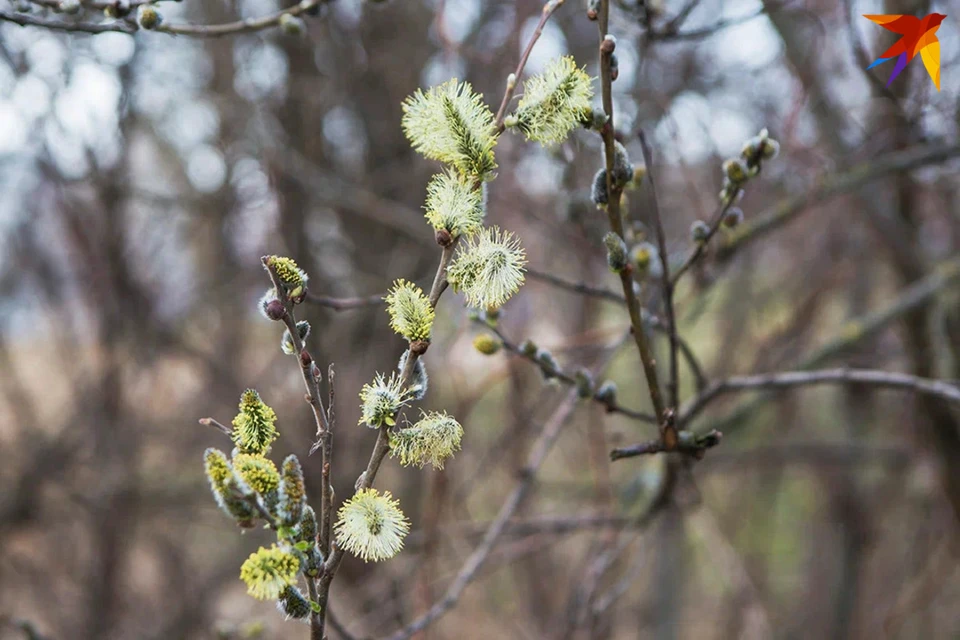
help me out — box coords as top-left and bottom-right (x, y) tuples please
(574, 368), (595, 399)
(603, 232), (628, 273)
(690, 220), (710, 243)
(473, 334), (501, 355)
(136, 4), (162, 28)
(721, 207), (744, 228)
(596, 381), (617, 406)
(722, 158), (748, 183)
(591, 168), (608, 206)
(519, 339), (538, 357)
(279, 13), (305, 36)
(601, 34), (616, 54)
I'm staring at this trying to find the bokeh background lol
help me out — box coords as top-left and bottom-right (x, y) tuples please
(1, 0), (959, 638)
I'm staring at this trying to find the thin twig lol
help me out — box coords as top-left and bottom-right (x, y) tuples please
(494, 0), (565, 131)
(0, 0), (329, 36)
(525, 267), (709, 390)
(610, 428), (722, 460)
(198, 417), (231, 436)
(526, 267), (625, 303)
(157, 0), (327, 37)
(306, 292), (385, 311)
(637, 130), (679, 412)
(480, 320), (657, 423)
(0, 10), (135, 33)
(679, 368), (960, 426)
(670, 198), (737, 286)
(645, 6), (770, 41)
(306, 578), (323, 640)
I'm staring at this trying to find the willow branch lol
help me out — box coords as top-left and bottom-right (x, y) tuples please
(157, 0), (327, 37)
(645, 6), (769, 41)
(316, 240), (458, 631)
(0, 10), (135, 33)
(494, 0), (565, 131)
(679, 368), (960, 426)
(0, 0), (330, 37)
(481, 321), (657, 423)
(596, 0), (669, 438)
(526, 267), (625, 303)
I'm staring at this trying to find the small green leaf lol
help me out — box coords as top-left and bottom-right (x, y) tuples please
(310, 600), (322, 613)
(294, 540), (310, 551)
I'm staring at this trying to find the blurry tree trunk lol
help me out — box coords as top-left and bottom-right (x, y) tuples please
(768, 0), (960, 526)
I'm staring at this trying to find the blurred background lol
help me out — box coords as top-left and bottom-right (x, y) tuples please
(1, 0), (959, 638)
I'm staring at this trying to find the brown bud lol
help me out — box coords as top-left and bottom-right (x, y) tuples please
(600, 34), (616, 55)
(265, 299), (286, 321)
(300, 349), (312, 367)
(435, 228), (454, 247)
(587, 8), (597, 19)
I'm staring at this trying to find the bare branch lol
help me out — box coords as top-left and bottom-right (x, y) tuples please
(0, 10), (135, 34)
(306, 292), (385, 311)
(680, 368), (960, 426)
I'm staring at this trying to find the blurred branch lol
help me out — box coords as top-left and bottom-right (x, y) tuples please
(802, 259), (960, 368)
(703, 259), (960, 435)
(716, 144), (960, 261)
(157, 0), (327, 37)
(645, 6), (769, 41)
(406, 513), (634, 548)
(526, 267), (625, 303)
(638, 131), (679, 412)
(679, 368), (960, 426)
(0, 10), (135, 33)
(306, 292), (386, 311)
(494, 0), (565, 131)
(700, 442), (910, 472)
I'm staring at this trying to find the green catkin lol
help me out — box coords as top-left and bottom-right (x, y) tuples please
(231, 389), (279, 455)
(277, 455), (306, 527)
